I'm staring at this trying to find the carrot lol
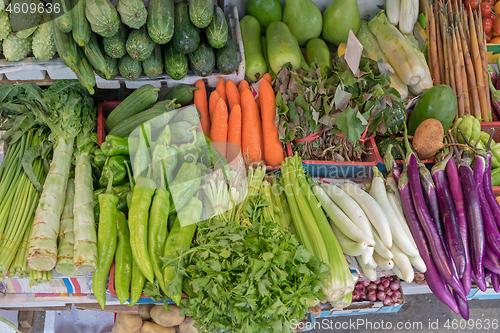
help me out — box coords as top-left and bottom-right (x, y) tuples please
(262, 73), (272, 84)
(226, 79), (240, 111)
(209, 90), (220, 118)
(238, 80), (250, 95)
(215, 77), (227, 104)
(194, 80), (210, 136)
(241, 88), (263, 163)
(259, 79), (283, 166)
(227, 104), (242, 162)
(210, 98), (229, 158)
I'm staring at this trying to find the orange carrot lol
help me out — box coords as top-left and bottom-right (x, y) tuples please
(227, 104), (242, 162)
(215, 77), (227, 104)
(210, 98), (228, 158)
(241, 88), (263, 163)
(259, 79), (283, 166)
(262, 73), (272, 84)
(194, 80), (210, 136)
(238, 80), (250, 95)
(209, 90), (220, 118)
(226, 80), (240, 111)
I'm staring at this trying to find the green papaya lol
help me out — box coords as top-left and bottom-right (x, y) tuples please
(244, 0), (282, 32)
(266, 21), (302, 74)
(322, 0), (360, 46)
(283, 0), (322, 46)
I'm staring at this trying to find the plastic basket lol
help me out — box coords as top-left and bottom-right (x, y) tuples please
(285, 138), (379, 178)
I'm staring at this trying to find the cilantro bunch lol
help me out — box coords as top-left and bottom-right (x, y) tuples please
(170, 217), (326, 333)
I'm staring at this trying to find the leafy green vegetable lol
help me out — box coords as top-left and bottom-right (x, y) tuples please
(161, 195), (326, 333)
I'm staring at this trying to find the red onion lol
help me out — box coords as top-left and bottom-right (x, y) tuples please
(360, 292), (366, 300)
(393, 290), (401, 298)
(391, 294), (400, 303)
(362, 280), (371, 287)
(377, 284), (385, 291)
(377, 290), (386, 301)
(387, 290), (393, 296)
(388, 276), (394, 281)
(390, 281), (400, 291)
(383, 296), (392, 306)
(382, 280), (390, 288)
(355, 283), (364, 290)
(367, 283), (378, 290)
(367, 290), (377, 302)
(352, 289), (360, 298)
(374, 277), (381, 284)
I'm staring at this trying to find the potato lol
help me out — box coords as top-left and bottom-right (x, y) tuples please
(138, 304), (155, 320)
(111, 313), (143, 333)
(179, 316), (197, 333)
(150, 304), (185, 327)
(141, 321), (176, 333)
(412, 118), (445, 160)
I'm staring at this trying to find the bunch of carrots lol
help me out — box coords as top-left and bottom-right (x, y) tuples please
(194, 75), (284, 166)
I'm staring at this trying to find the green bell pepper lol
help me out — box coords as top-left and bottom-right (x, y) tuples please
(99, 155), (130, 187)
(94, 149), (107, 169)
(454, 115), (481, 145)
(492, 143), (500, 169)
(163, 146), (178, 182)
(168, 162), (201, 214)
(102, 135), (130, 156)
(492, 168), (500, 186)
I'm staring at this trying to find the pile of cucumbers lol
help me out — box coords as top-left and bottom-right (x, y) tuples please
(52, 0), (239, 94)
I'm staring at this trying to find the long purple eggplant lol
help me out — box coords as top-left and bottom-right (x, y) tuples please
(408, 154), (466, 300)
(453, 291), (469, 320)
(398, 169), (459, 314)
(474, 154), (500, 258)
(446, 156), (471, 295)
(485, 269), (493, 280)
(432, 155), (466, 278)
(484, 257), (500, 274)
(471, 267), (488, 292)
(483, 149), (500, 230)
(492, 274), (500, 293)
(458, 150), (485, 279)
(419, 164), (445, 241)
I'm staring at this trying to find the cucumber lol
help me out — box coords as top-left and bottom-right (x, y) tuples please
(108, 100), (178, 138)
(117, 0), (147, 29)
(170, 105), (200, 125)
(143, 44), (164, 79)
(188, 36), (215, 77)
(71, 0), (91, 46)
(95, 54), (118, 80)
(52, 20), (78, 71)
(147, 0), (174, 44)
(85, 0), (121, 38)
(126, 26), (155, 61)
(206, 5), (228, 49)
(74, 48), (96, 95)
(240, 15), (267, 81)
(159, 84), (199, 106)
(163, 42), (188, 80)
(172, 2), (200, 55)
(216, 34), (238, 74)
(189, 0), (214, 28)
(53, 0), (72, 33)
(84, 33), (110, 80)
(103, 23), (128, 59)
(105, 84), (160, 132)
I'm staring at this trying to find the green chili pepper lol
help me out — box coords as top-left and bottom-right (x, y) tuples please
(128, 170), (156, 283)
(129, 257), (146, 307)
(93, 183), (130, 223)
(168, 162), (201, 215)
(124, 161), (134, 209)
(102, 135), (130, 156)
(114, 211), (132, 304)
(93, 172), (119, 310)
(148, 167), (171, 295)
(152, 144), (171, 187)
(94, 149), (107, 168)
(204, 134), (231, 183)
(163, 197), (202, 305)
(134, 123), (152, 180)
(99, 155), (130, 187)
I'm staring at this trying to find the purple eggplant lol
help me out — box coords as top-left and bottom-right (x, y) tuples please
(471, 267), (488, 292)
(483, 139), (500, 230)
(432, 155), (466, 278)
(474, 154), (500, 258)
(458, 149), (485, 279)
(484, 257), (500, 274)
(492, 274), (500, 293)
(419, 164), (445, 241)
(446, 156), (472, 295)
(407, 154), (466, 300)
(453, 291), (469, 320)
(399, 169), (459, 314)
(485, 269), (493, 280)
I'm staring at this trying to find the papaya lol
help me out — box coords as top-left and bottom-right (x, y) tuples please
(305, 38), (331, 76)
(244, 0), (282, 32)
(407, 85), (457, 136)
(322, 0), (360, 46)
(266, 21), (302, 75)
(282, 0), (322, 46)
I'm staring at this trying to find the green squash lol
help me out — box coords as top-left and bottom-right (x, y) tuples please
(377, 137), (405, 161)
(95, 54), (119, 80)
(119, 54), (142, 80)
(189, 0), (214, 28)
(147, 0), (174, 44)
(188, 36), (215, 77)
(103, 23), (128, 59)
(379, 100), (407, 137)
(85, 0), (121, 38)
(205, 5), (228, 49)
(216, 34), (238, 74)
(164, 42), (188, 80)
(143, 44), (164, 79)
(117, 0), (148, 29)
(126, 26), (155, 61)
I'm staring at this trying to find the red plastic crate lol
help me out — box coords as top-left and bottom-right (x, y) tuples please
(286, 137), (380, 178)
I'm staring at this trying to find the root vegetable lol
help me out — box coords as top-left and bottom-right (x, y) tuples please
(178, 317), (197, 333)
(412, 119), (444, 159)
(138, 304), (154, 320)
(111, 313), (143, 333)
(150, 304), (185, 327)
(141, 321), (176, 333)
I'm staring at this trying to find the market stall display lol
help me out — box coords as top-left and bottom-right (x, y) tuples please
(3, 0), (500, 332)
